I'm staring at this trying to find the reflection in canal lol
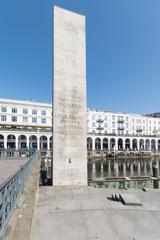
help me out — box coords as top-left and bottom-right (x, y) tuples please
(40, 153), (52, 186)
(40, 151), (160, 189)
(88, 157), (160, 189)
(88, 158), (160, 178)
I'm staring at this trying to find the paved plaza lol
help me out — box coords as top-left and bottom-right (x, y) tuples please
(0, 158), (29, 185)
(30, 186), (160, 240)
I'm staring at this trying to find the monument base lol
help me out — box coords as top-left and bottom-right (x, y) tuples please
(53, 168), (88, 186)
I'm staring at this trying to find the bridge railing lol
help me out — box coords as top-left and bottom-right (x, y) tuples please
(0, 153), (37, 237)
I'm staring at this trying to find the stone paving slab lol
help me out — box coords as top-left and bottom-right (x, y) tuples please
(0, 158), (29, 185)
(119, 193), (143, 206)
(30, 187), (160, 240)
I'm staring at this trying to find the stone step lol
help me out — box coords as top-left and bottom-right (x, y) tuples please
(119, 193), (143, 206)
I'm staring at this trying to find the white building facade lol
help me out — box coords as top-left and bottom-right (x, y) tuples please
(87, 109), (160, 151)
(0, 98), (52, 150)
(0, 98), (160, 151)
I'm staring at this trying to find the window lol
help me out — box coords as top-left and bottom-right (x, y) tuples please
(118, 123), (124, 128)
(104, 123), (108, 128)
(112, 122), (115, 128)
(41, 110), (46, 116)
(112, 115), (115, 121)
(41, 118), (46, 124)
(32, 118), (37, 123)
(12, 108), (17, 113)
(118, 130), (121, 135)
(112, 129), (115, 134)
(92, 122), (95, 127)
(1, 107), (7, 112)
(118, 116), (124, 121)
(92, 115), (95, 120)
(12, 116), (17, 122)
(126, 117), (129, 121)
(105, 116), (107, 120)
(32, 110), (37, 115)
(23, 109), (28, 114)
(126, 123), (129, 128)
(23, 117), (28, 123)
(1, 115), (7, 121)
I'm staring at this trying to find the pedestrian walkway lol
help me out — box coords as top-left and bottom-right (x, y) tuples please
(0, 158), (29, 185)
(30, 187), (160, 240)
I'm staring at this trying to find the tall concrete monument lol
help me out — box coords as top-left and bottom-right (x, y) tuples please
(53, 6), (87, 186)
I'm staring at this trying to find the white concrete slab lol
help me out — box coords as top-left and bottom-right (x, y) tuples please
(120, 193), (143, 206)
(30, 187), (160, 240)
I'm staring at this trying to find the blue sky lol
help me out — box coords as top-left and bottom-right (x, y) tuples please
(0, 0), (160, 114)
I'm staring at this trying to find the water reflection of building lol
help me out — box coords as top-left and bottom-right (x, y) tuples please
(88, 158), (159, 178)
(0, 98), (160, 151)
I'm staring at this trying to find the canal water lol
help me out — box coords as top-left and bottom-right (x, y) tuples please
(88, 158), (160, 178)
(88, 157), (160, 189)
(40, 153), (160, 189)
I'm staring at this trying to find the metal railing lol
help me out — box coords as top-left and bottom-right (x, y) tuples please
(0, 153), (37, 237)
(117, 127), (125, 130)
(136, 128), (143, 132)
(96, 119), (104, 123)
(117, 119), (124, 123)
(87, 133), (157, 137)
(96, 127), (104, 130)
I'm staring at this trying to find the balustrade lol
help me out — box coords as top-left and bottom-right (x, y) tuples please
(0, 153), (37, 237)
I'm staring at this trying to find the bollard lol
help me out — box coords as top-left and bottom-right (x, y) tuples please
(153, 165), (159, 189)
